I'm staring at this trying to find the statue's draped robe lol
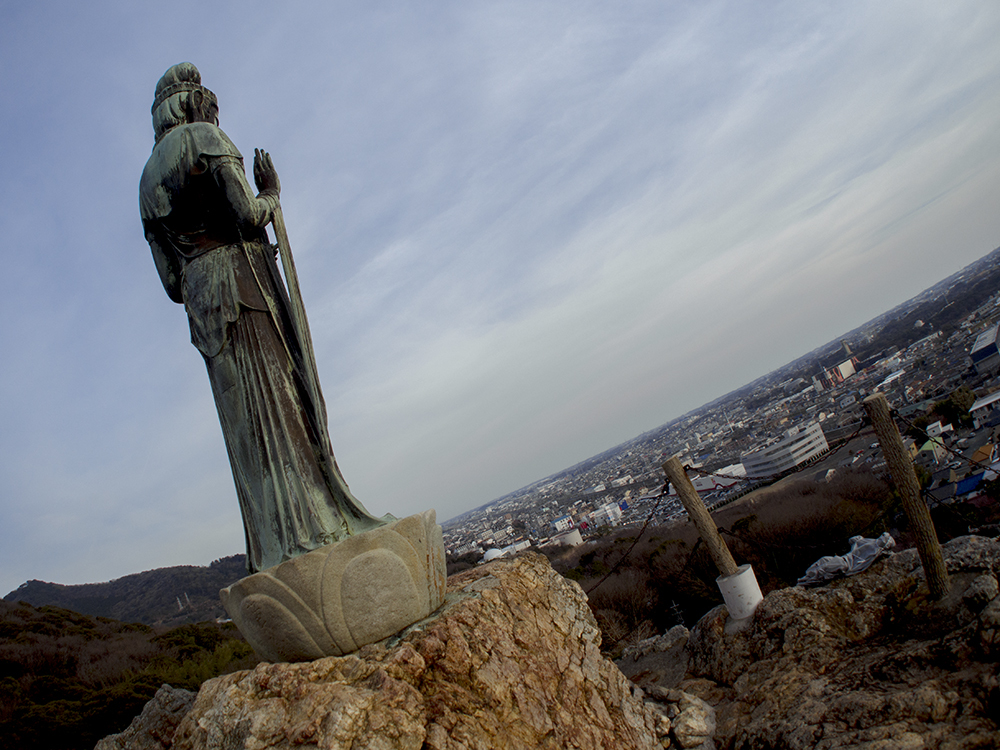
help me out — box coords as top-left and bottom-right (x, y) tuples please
(140, 122), (388, 573)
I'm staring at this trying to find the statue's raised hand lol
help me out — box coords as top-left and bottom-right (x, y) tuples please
(254, 148), (281, 196)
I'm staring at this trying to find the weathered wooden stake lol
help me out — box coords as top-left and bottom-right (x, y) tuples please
(662, 456), (738, 577)
(863, 392), (950, 599)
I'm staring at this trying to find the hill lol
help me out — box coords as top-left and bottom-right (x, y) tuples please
(0, 599), (256, 750)
(3, 555), (246, 627)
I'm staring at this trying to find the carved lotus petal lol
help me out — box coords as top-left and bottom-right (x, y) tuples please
(221, 510), (446, 662)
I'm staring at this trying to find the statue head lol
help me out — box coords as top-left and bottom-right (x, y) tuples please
(151, 63), (219, 141)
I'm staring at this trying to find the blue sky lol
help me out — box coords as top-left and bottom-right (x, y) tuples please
(3, 1), (1000, 595)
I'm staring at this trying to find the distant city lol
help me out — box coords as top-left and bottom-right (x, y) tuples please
(443, 245), (1000, 559)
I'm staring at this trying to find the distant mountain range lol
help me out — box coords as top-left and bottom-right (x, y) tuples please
(3, 555), (246, 626)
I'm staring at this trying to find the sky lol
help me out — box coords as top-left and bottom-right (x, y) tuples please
(3, 1), (1000, 596)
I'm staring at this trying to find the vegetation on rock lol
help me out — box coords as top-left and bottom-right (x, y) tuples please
(0, 601), (258, 750)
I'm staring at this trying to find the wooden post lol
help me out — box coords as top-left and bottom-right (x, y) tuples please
(662, 457), (739, 578)
(863, 392), (950, 599)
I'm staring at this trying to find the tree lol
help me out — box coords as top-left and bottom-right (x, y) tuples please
(932, 386), (975, 428)
(983, 477), (1000, 503)
(914, 464), (933, 490)
(905, 414), (931, 442)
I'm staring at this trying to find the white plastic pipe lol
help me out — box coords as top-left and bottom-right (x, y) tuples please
(716, 564), (763, 620)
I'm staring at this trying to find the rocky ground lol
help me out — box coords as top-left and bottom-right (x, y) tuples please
(98, 537), (1000, 750)
(99, 553), (667, 750)
(618, 535), (1000, 750)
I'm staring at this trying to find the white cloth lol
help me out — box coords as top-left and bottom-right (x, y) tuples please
(797, 532), (896, 587)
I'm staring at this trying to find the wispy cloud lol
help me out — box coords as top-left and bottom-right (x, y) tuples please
(2, 1), (1000, 594)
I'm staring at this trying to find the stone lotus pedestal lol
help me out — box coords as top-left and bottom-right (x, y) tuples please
(220, 510), (446, 662)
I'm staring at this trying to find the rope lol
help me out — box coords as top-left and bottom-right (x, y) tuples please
(584, 418), (878, 591)
(581, 397), (992, 593)
(699, 420), (868, 484)
(893, 409), (995, 476)
(585, 484), (666, 595)
(717, 505), (891, 552)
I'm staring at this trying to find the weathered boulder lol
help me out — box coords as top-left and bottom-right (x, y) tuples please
(670, 692), (715, 749)
(95, 684), (195, 750)
(617, 624), (691, 695)
(980, 595), (1000, 658)
(964, 572), (999, 614)
(101, 553), (663, 749)
(682, 535), (1000, 749)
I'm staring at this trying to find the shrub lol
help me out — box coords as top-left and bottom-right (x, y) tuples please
(0, 601), (260, 750)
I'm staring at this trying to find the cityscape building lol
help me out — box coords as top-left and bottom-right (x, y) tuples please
(970, 389), (1000, 429)
(970, 324), (1000, 375)
(550, 515), (573, 533)
(741, 421), (830, 480)
(589, 501), (623, 528)
(440, 247), (1000, 559)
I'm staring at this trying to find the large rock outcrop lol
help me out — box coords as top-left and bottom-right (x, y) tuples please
(676, 535), (1000, 749)
(96, 685), (196, 750)
(103, 552), (663, 749)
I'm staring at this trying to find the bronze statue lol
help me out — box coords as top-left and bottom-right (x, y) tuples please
(140, 63), (390, 574)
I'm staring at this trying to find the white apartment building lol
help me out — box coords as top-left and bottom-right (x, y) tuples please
(550, 515), (574, 533)
(971, 390), (1000, 429)
(741, 421), (830, 480)
(970, 324), (1000, 375)
(589, 501), (623, 528)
